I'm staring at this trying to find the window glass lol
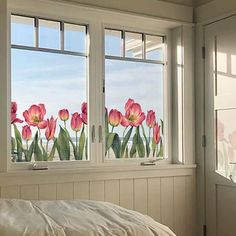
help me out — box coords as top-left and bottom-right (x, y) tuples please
(105, 29), (122, 57)
(64, 23), (86, 53)
(105, 59), (164, 159)
(125, 32), (142, 59)
(39, 19), (60, 49)
(146, 35), (164, 61)
(11, 15), (88, 163)
(11, 15), (35, 46)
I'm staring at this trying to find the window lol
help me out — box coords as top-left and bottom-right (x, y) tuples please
(11, 15), (88, 163)
(104, 29), (165, 159)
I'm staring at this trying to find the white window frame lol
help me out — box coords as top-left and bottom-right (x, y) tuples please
(0, 0), (193, 172)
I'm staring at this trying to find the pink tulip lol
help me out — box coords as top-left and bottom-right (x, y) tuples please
(124, 102), (145, 127)
(23, 104), (47, 129)
(153, 123), (161, 144)
(45, 116), (57, 141)
(11, 102), (23, 124)
(125, 98), (134, 112)
(109, 109), (122, 127)
(22, 125), (32, 141)
(71, 112), (83, 132)
(81, 102), (87, 124)
(146, 110), (156, 128)
(217, 120), (224, 141)
(58, 109), (69, 121)
(121, 115), (130, 127)
(229, 131), (236, 149)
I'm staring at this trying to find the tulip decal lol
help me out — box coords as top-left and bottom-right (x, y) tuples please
(11, 102), (23, 124)
(153, 124), (161, 144)
(146, 110), (156, 128)
(59, 109), (69, 121)
(109, 109), (122, 127)
(45, 116), (57, 141)
(23, 104), (47, 129)
(81, 102), (87, 124)
(71, 112), (83, 132)
(22, 125), (32, 141)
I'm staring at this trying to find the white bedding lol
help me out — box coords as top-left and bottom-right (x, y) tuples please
(0, 199), (176, 236)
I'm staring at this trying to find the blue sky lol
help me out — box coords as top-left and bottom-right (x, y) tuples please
(11, 19), (163, 138)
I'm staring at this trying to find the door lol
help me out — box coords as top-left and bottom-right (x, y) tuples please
(205, 15), (236, 236)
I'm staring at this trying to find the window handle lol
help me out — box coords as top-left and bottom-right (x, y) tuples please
(99, 125), (103, 142)
(92, 125), (95, 143)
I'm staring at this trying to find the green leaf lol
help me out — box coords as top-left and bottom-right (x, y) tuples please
(47, 139), (57, 161)
(151, 138), (157, 157)
(130, 133), (137, 158)
(125, 146), (129, 158)
(157, 138), (163, 157)
(13, 124), (23, 162)
(77, 127), (86, 160)
(85, 138), (88, 160)
(121, 127), (133, 157)
(136, 127), (145, 158)
(161, 119), (164, 135)
(34, 132), (43, 161)
(11, 137), (16, 154)
(56, 126), (70, 160)
(111, 133), (121, 158)
(105, 109), (109, 136)
(27, 140), (35, 162)
(106, 133), (116, 151)
(141, 125), (150, 157)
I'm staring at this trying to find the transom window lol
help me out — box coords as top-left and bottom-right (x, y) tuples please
(104, 29), (165, 159)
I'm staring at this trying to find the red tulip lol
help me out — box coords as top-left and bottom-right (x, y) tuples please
(153, 123), (161, 144)
(71, 112), (83, 132)
(109, 109), (122, 127)
(23, 104), (47, 129)
(45, 116), (57, 141)
(58, 109), (69, 121)
(11, 102), (23, 124)
(81, 102), (87, 124)
(22, 125), (32, 141)
(124, 100), (145, 127)
(146, 110), (156, 128)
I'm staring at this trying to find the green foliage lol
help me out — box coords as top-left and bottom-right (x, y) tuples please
(111, 133), (121, 158)
(56, 126), (70, 160)
(121, 127), (133, 158)
(13, 124), (23, 162)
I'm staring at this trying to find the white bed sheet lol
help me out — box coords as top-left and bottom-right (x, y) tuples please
(0, 199), (176, 236)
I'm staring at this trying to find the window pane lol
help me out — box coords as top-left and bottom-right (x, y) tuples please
(105, 29), (122, 56)
(146, 35), (164, 61)
(64, 23), (86, 53)
(39, 20), (60, 49)
(105, 59), (164, 159)
(125, 32), (142, 59)
(11, 15), (35, 46)
(11, 49), (88, 162)
(216, 109), (236, 182)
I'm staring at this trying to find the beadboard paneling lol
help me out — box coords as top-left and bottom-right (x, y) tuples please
(0, 167), (196, 236)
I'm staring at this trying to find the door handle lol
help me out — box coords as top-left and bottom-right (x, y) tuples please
(99, 125), (103, 143)
(92, 125), (95, 143)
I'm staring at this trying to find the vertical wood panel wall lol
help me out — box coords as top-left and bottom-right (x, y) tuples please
(0, 168), (196, 236)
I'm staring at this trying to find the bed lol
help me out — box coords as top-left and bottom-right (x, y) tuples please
(0, 199), (176, 236)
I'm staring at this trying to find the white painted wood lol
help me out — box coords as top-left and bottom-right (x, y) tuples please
(104, 180), (119, 205)
(217, 185), (236, 236)
(0, 0), (10, 173)
(56, 182), (74, 200)
(161, 177), (174, 231)
(20, 184), (38, 200)
(119, 179), (134, 210)
(147, 178), (161, 222)
(39, 184), (57, 200)
(173, 176), (186, 236)
(1, 185), (20, 199)
(74, 181), (90, 200)
(89, 180), (105, 201)
(186, 174), (197, 236)
(134, 178), (148, 214)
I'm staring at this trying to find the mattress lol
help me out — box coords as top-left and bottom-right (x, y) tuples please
(0, 199), (176, 236)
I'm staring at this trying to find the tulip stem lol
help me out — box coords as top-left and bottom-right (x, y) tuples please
(111, 126), (114, 133)
(75, 131), (78, 153)
(64, 121), (66, 129)
(26, 140), (29, 151)
(46, 141), (49, 154)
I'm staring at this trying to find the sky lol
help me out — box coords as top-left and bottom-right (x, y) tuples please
(11, 18), (164, 140)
